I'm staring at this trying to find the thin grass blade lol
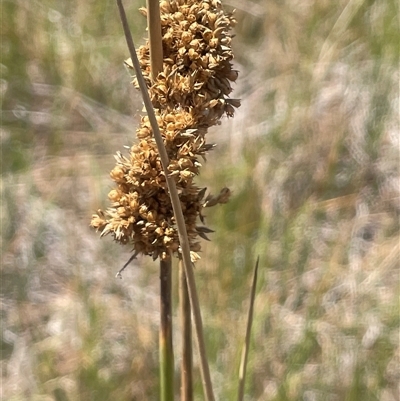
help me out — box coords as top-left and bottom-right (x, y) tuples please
(237, 256), (260, 401)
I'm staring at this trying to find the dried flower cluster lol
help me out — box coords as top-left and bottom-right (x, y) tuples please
(91, 0), (239, 261)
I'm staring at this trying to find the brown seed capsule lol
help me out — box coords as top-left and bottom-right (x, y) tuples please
(203, 28), (213, 41)
(164, 113), (175, 122)
(180, 33), (190, 46)
(160, 0), (170, 13)
(108, 189), (120, 202)
(209, 37), (219, 48)
(110, 166), (125, 182)
(155, 227), (164, 236)
(190, 39), (200, 50)
(163, 235), (172, 245)
(139, 205), (148, 218)
(147, 210), (157, 223)
(174, 11), (184, 21)
(207, 12), (217, 24)
(188, 48), (199, 60)
(117, 207), (126, 217)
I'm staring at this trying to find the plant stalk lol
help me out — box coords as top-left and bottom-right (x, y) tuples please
(179, 259), (193, 401)
(160, 258), (174, 401)
(146, 0), (163, 82)
(115, 1), (215, 400)
(144, 2), (173, 400)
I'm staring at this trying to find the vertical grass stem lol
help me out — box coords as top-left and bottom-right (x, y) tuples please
(179, 259), (193, 401)
(160, 258), (174, 401)
(146, 0), (163, 81)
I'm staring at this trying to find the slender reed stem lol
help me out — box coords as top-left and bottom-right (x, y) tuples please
(146, 0), (163, 82)
(115, 2), (215, 400)
(237, 257), (260, 401)
(144, 2), (173, 400)
(179, 259), (193, 401)
(160, 258), (174, 401)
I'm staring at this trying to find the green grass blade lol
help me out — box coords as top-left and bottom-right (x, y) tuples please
(237, 256), (259, 401)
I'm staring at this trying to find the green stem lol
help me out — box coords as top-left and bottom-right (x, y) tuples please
(179, 259), (193, 401)
(160, 258), (174, 401)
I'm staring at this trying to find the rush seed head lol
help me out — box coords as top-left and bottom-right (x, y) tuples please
(91, 0), (240, 261)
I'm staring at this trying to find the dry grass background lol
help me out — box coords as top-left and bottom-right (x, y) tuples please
(1, 0), (399, 400)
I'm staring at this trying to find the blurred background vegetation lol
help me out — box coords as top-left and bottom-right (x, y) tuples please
(1, 0), (399, 400)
